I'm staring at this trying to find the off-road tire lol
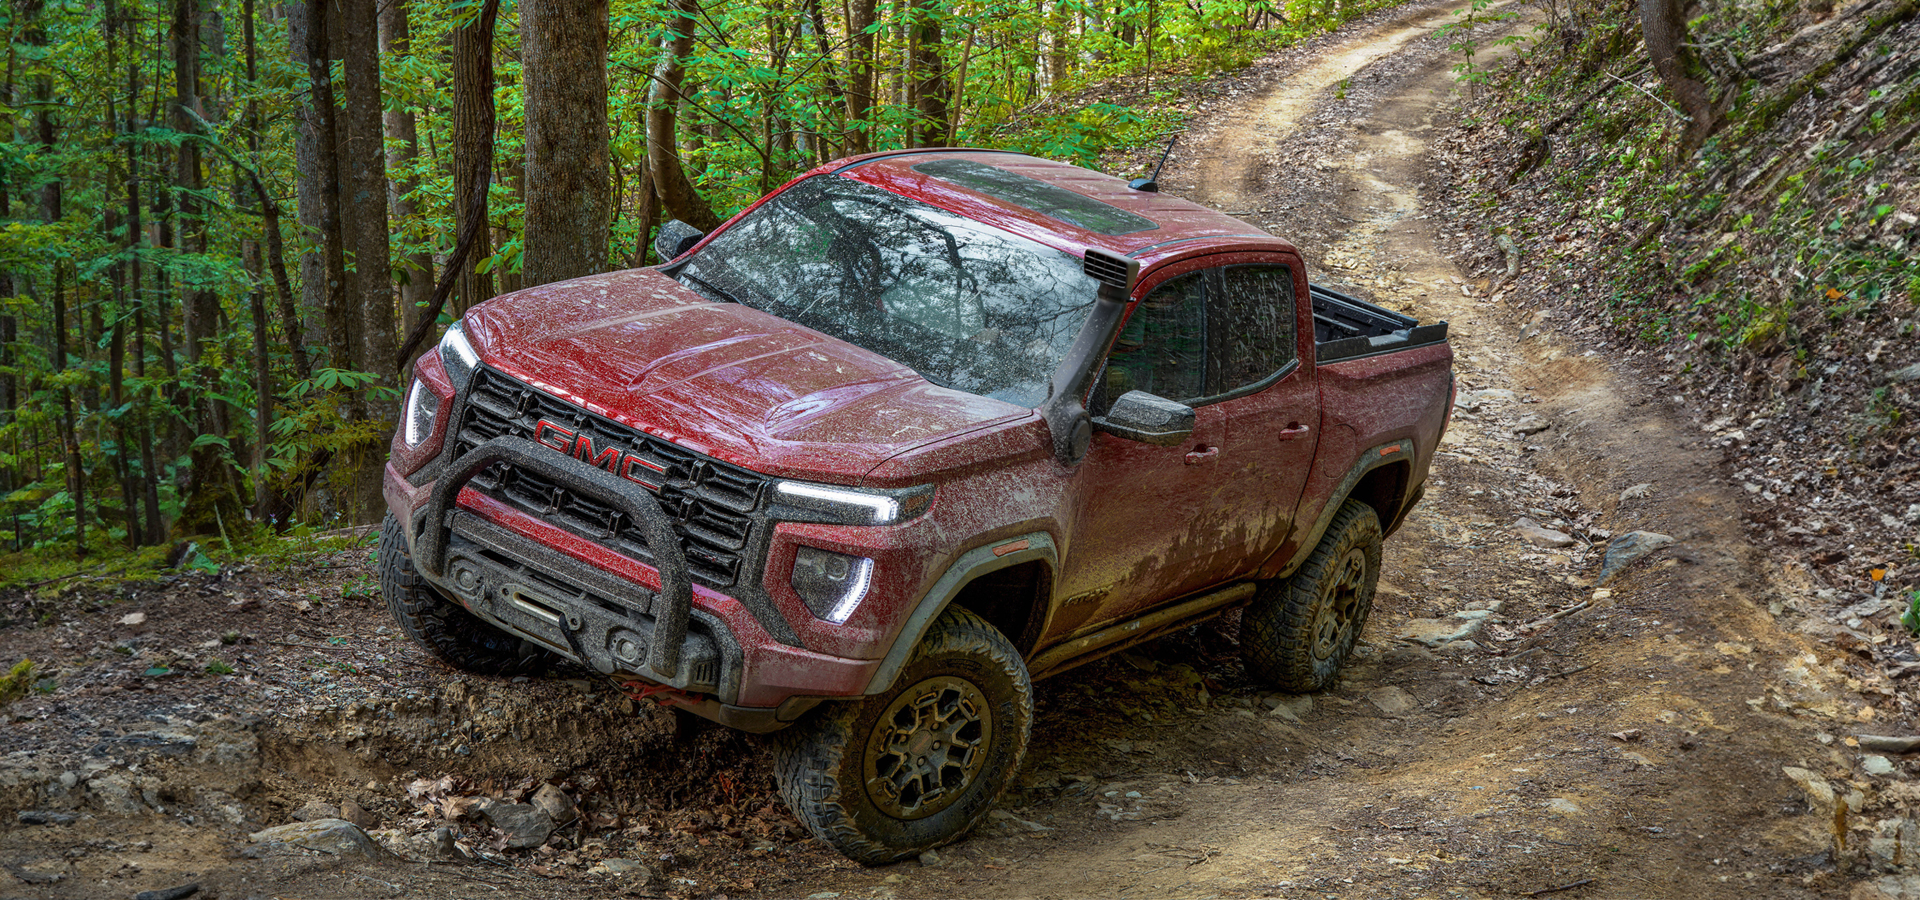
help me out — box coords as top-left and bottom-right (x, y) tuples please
(379, 514), (551, 676)
(772, 607), (1032, 865)
(1242, 499), (1382, 692)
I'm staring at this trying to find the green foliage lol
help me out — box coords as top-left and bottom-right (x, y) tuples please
(1903, 590), (1920, 635)
(0, 659), (33, 708)
(1, 0), (1420, 575)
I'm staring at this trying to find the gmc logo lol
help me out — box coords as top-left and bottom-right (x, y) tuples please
(534, 419), (668, 489)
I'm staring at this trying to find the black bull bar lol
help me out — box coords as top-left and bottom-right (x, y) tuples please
(413, 436), (695, 680)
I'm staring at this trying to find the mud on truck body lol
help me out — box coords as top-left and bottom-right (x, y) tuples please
(381, 148), (1454, 863)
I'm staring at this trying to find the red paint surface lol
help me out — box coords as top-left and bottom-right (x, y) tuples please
(393, 149), (1452, 712)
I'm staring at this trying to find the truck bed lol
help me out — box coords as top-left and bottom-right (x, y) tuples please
(1311, 284), (1449, 363)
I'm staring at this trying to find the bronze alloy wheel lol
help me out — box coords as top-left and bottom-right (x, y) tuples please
(1240, 499), (1382, 692)
(772, 606), (1032, 864)
(863, 675), (993, 820)
(1313, 547), (1371, 661)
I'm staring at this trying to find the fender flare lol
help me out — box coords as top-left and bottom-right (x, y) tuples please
(861, 531), (1058, 695)
(1275, 440), (1416, 579)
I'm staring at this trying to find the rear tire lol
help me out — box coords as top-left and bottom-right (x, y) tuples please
(379, 514), (551, 676)
(773, 607), (1032, 864)
(1242, 499), (1382, 692)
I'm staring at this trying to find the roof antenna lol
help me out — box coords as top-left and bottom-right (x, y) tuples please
(1129, 133), (1179, 193)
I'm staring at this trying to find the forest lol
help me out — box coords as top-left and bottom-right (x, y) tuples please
(0, 0), (1384, 563)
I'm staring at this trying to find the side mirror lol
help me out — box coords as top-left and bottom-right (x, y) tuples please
(653, 220), (705, 264)
(1092, 391), (1194, 446)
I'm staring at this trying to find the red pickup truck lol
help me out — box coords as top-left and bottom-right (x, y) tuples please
(380, 148), (1453, 863)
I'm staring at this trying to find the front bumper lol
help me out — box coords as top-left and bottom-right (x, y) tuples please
(384, 451), (885, 730)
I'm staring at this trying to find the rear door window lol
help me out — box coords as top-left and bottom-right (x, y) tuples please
(1209, 265), (1297, 395)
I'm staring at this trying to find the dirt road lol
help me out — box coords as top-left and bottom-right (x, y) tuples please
(4, 3), (1908, 898)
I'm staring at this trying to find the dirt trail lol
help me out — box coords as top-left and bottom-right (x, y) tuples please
(3, 4), (1904, 899)
(778, 3), (1877, 897)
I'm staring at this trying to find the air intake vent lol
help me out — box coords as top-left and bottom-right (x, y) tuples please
(1082, 249), (1138, 291)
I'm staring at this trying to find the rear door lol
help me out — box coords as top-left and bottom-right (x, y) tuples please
(1206, 263), (1319, 575)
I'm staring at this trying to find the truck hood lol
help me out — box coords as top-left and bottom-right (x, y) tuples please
(461, 268), (1033, 481)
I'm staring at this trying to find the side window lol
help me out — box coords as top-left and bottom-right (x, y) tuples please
(1210, 265), (1297, 395)
(1096, 271), (1207, 409)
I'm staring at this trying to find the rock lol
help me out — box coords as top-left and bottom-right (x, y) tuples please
(1864, 755), (1896, 776)
(338, 798), (377, 829)
(1545, 798), (1582, 816)
(1515, 518), (1575, 548)
(1858, 735), (1920, 754)
(1454, 389), (1517, 411)
(88, 772), (151, 815)
(1264, 695), (1313, 722)
(987, 808), (1054, 833)
(1396, 617), (1483, 646)
(591, 858), (659, 879)
(120, 612), (147, 626)
(478, 799), (553, 849)
(1512, 415), (1551, 436)
(1368, 686), (1416, 715)
(531, 783), (578, 826)
(1854, 875), (1920, 900)
(918, 849), (941, 866)
(1595, 531), (1676, 584)
(17, 810), (76, 826)
(133, 884), (200, 900)
(1619, 483), (1652, 502)
(291, 799), (340, 822)
(1782, 767), (1836, 807)
(248, 818), (389, 858)
(380, 825), (467, 862)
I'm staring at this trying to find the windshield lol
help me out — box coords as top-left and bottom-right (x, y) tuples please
(670, 175), (1099, 407)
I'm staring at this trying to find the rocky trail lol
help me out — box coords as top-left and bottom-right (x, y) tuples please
(5, 3), (1917, 898)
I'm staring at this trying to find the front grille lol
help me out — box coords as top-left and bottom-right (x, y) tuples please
(452, 367), (769, 589)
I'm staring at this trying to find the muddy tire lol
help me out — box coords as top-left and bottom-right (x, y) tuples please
(378, 514), (551, 676)
(773, 607), (1032, 865)
(1242, 499), (1382, 693)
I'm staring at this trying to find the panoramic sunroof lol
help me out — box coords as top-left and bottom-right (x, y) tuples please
(912, 158), (1159, 236)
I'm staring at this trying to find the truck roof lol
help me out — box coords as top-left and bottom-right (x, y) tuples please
(824, 149), (1298, 265)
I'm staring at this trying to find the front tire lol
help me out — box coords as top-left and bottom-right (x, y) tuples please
(378, 514), (551, 676)
(1242, 499), (1382, 692)
(773, 607), (1032, 864)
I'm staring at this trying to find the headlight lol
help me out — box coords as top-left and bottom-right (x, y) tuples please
(792, 546), (873, 623)
(439, 321), (481, 385)
(403, 378), (441, 447)
(771, 481), (932, 526)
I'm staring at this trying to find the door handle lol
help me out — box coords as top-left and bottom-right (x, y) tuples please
(1278, 423), (1311, 440)
(1184, 445), (1220, 465)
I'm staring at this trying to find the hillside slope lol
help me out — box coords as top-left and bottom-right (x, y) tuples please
(1436, 0), (1920, 660)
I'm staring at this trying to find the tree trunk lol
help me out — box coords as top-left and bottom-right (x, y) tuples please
(453, 0), (500, 314)
(1638, 0), (1720, 157)
(381, 0), (434, 348)
(291, 0), (345, 365)
(334, 0), (395, 522)
(175, 0), (243, 537)
(649, 0), (722, 231)
(848, 0), (877, 154)
(522, 0), (612, 288)
(1048, 0), (1071, 88)
(910, 0), (947, 147)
